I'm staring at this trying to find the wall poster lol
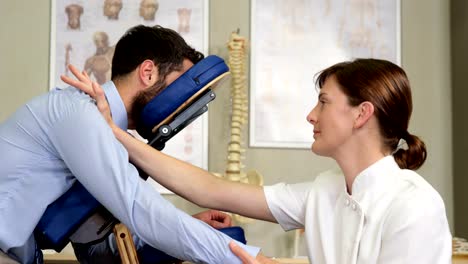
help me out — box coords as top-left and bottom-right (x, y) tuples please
(250, 0), (400, 148)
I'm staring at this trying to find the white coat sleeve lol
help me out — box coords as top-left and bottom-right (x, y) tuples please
(377, 187), (452, 264)
(263, 182), (314, 231)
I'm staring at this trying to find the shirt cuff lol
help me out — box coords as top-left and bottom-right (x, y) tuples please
(223, 241), (261, 264)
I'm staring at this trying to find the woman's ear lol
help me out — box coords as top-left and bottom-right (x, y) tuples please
(138, 59), (158, 87)
(354, 101), (374, 129)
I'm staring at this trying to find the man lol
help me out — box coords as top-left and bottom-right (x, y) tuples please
(0, 25), (260, 263)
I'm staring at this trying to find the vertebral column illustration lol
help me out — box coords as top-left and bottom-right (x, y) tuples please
(223, 32), (263, 223)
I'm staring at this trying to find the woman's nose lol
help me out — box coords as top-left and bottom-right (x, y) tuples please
(306, 106), (317, 125)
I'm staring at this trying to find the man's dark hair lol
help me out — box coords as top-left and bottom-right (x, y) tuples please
(111, 25), (204, 82)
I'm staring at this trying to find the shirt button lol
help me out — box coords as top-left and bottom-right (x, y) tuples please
(351, 203), (357, 211)
(345, 199), (350, 206)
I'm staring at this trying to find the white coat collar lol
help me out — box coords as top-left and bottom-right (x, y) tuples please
(350, 156), (400, 196)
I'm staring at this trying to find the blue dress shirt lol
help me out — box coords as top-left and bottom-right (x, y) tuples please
(0, 81), (259, 263)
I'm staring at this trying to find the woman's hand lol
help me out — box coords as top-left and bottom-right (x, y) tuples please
(192, 210), (232, 229)
(229, 241), (279, 264)
(60, 65), (114, 127)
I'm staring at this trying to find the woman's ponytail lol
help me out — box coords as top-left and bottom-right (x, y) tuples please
(393, 132), (427, 170)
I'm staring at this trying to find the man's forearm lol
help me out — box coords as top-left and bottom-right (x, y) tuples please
(129, 182), (261, 263)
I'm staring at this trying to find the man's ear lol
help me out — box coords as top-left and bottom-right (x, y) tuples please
(354, 101), (374, 129)
(138, 60), (158, 87)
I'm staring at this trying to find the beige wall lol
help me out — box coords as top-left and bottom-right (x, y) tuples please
(401, 2), (453, 235)
(0, 0), (454, 257)
(0, 1), (50, 121)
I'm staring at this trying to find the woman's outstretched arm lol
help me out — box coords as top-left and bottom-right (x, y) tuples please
(114, 126), (275, 221)
(61, 65), (276, 222)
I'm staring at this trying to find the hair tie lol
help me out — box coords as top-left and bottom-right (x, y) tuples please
(392, 138), (407, 155)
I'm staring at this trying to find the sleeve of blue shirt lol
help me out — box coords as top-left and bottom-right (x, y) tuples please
(48, 100), (260, 263)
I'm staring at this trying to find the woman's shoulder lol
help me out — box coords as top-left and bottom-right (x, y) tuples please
(379, 170), (452, 259)
(386, 169), (448, 222)
(394, 169), (444, 202)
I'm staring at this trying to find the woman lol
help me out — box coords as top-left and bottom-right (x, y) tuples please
(63, 58), (452, 263)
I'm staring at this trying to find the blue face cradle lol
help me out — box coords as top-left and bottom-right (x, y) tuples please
(136, 55), (230, 139)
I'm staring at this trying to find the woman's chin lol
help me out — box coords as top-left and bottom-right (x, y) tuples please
(311, 143), (320, 155)
(311, 142), (329, 157)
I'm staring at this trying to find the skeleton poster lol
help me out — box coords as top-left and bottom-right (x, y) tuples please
(250, 0), (400, 148)
(50, 0), (208, 192)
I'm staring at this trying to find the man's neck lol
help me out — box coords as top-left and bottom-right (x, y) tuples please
(113, 79), (137, 129)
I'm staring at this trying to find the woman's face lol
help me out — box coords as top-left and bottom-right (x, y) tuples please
(307, 76), (358, 157)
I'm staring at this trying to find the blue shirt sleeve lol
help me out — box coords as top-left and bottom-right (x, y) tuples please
(48, 102), (260, 263)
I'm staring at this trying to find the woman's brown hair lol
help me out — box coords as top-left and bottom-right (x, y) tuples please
(315, 59), (427, 170)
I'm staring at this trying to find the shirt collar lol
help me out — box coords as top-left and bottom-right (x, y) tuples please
(351, 155), (400, 195)
(102, 81), (128, 130)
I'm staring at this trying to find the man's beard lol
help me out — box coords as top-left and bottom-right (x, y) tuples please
(131, 80), (166, 139)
